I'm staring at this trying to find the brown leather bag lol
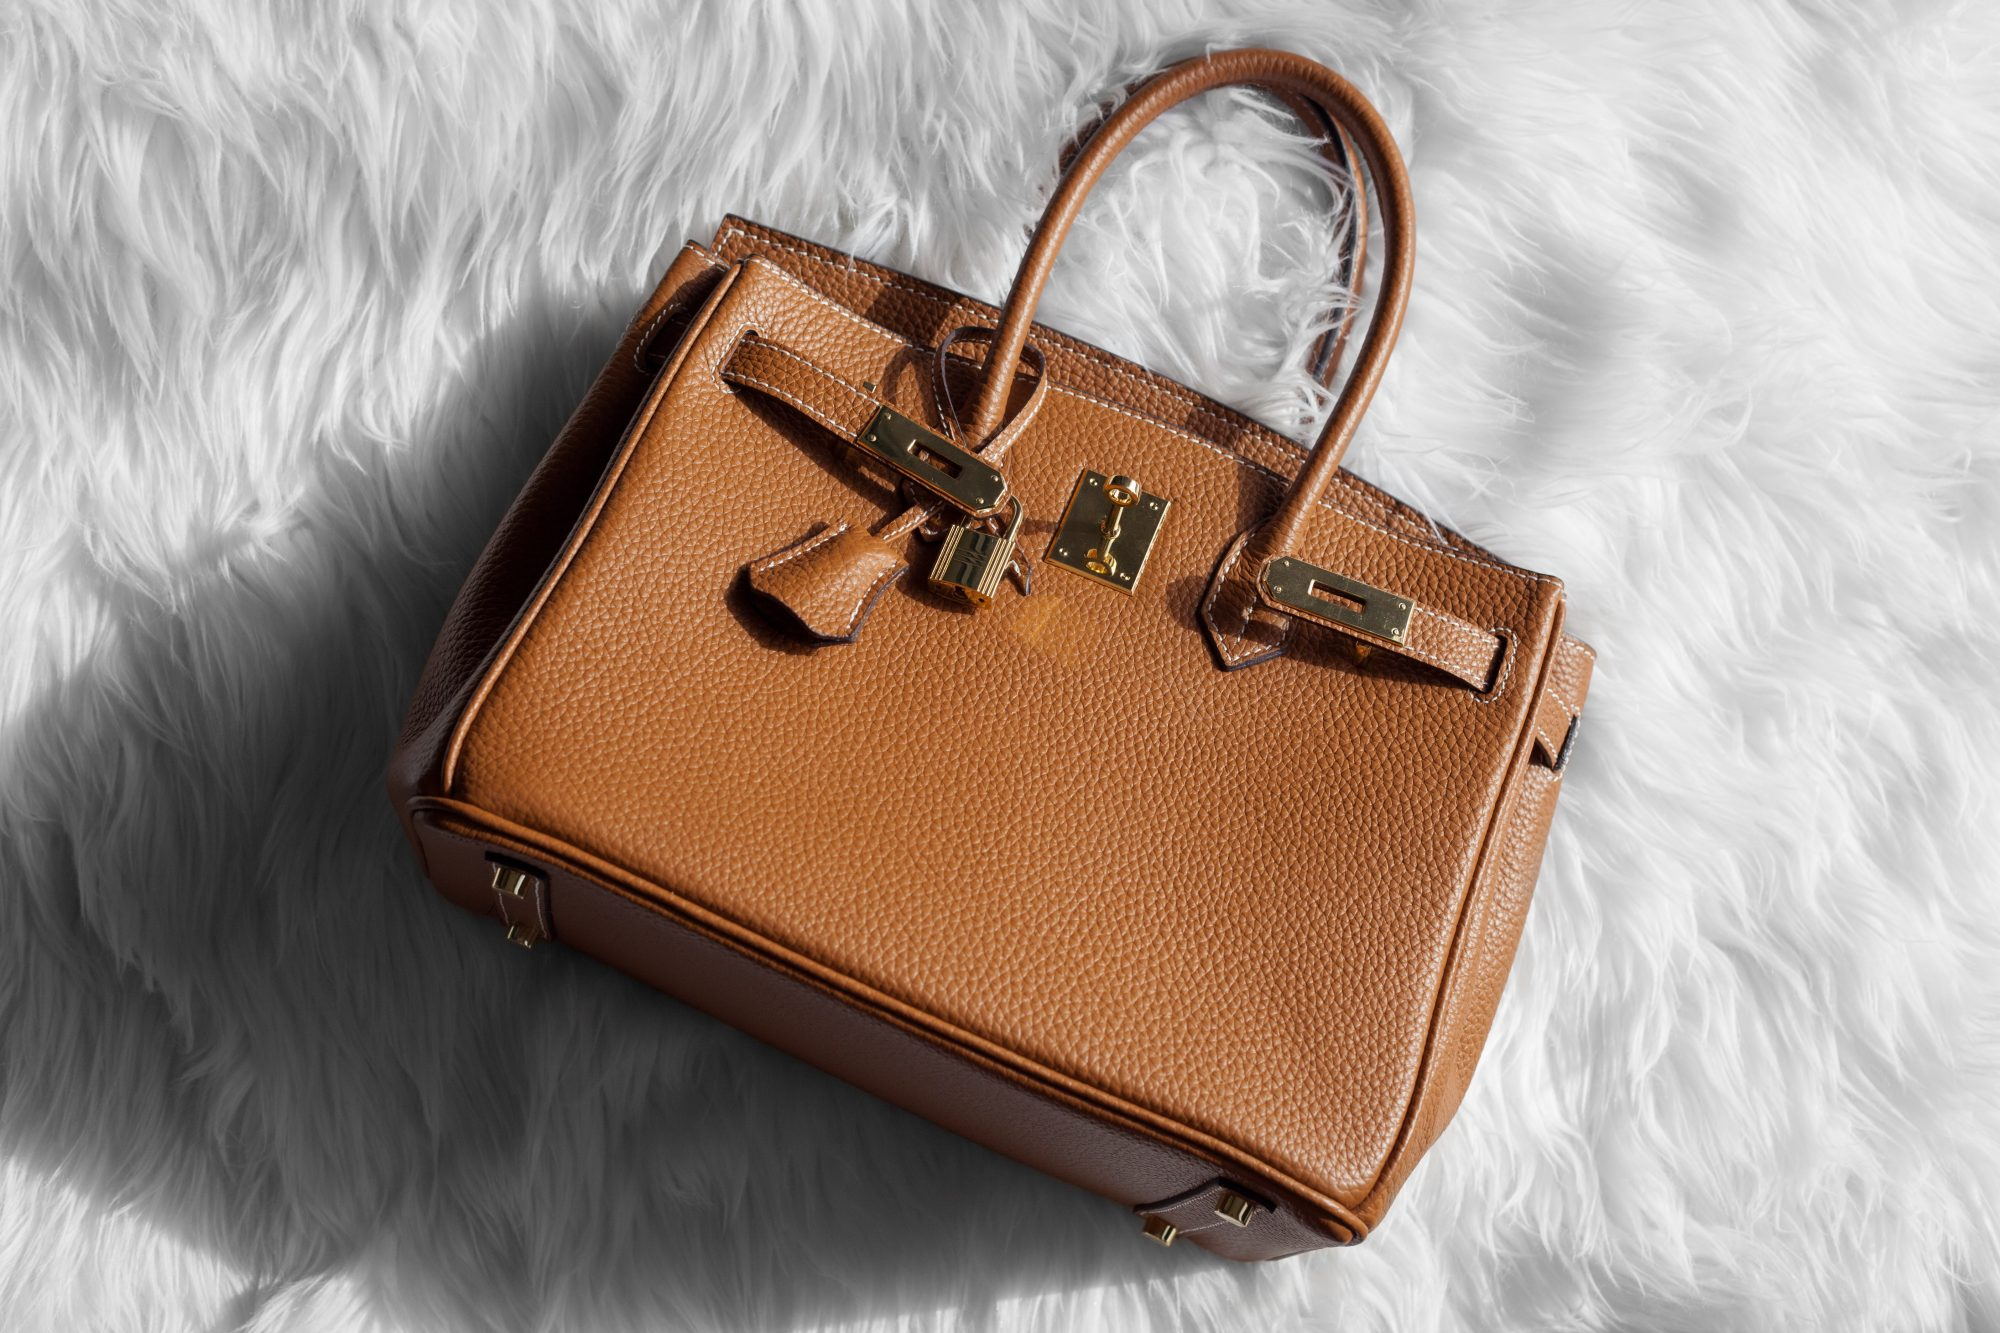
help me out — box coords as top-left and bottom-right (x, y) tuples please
(388, 48), (1593, 1259)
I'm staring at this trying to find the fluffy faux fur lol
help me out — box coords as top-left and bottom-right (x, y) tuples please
(2, 2), (1996, 1330)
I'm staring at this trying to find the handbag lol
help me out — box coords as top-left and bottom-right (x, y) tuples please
(388, 48), (1593, 1259)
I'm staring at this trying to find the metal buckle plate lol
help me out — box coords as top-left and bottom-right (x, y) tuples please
(1260, 556), (1413, 645)
(1044, 471), (1170, 594)
(855, 406), (1007, 516)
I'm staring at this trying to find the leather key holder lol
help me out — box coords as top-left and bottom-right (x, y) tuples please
(389, 48), (1595, 1260)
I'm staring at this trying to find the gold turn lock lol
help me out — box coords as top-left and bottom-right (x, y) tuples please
(929, 497), (1023, 607)
(1046, 470), (1170, 594)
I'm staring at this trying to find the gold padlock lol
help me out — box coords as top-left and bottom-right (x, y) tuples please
(928, 497), (1023, 608)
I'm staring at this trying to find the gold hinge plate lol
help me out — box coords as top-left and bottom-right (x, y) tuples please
(855, 406), (1007, 516)
(1044, 471), (1170, 594)
(1260, 556), (1412, 645)
(490, 861), (545, 949)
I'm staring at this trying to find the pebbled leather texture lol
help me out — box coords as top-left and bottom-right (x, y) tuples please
(387, 51), (1595, 1259)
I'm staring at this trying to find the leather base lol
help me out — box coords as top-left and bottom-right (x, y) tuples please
(411, 805), (1356, 1260)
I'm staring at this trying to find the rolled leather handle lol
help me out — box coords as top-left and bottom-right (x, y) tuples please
(1055, 82), (1372, 389)
(966, 49), (1413, 560)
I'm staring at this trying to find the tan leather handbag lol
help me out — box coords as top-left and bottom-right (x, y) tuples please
(388, 48), (1593, 1259)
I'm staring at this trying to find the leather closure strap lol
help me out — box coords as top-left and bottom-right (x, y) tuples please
(1531, 634), (1595, 768)
(1273, 582), (1506, 691)
(723, 332), (882, 442)
(721, 333), (1014, 517)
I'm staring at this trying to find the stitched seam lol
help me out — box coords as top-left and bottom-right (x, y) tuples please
(1472, 629), (1516, 703)
(736, 258), (963, 433)
(740, 337), (880, 419)
(719, 223), (1548, 584)
(1409, 605), (1500, 680)
(725, 369), (853, 442)
(877, 502), (937, 542)
(841, 555), (905, 629)
(633, 251), (730, 372)
(750, 521), (850, 578)
(732, 255), (927, 365)
(1204, 537), (1253, 660)
(1203, 536), (1288, 663)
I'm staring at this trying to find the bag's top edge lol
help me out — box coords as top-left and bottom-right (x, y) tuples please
(704, 214), (1558, 594)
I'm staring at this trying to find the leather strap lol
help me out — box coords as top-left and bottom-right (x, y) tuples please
(722, 334), (884, 442)
(1531, 634), (1594, 768)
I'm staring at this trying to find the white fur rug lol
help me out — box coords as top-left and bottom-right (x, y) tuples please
(3, 2), (1996, 1329)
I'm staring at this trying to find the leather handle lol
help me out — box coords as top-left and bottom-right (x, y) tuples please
(1056, 83), (1371, 389)
(966, 49), (1413, 560)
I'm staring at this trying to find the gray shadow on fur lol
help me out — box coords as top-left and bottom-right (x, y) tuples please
(0, 289), (1229, 1328)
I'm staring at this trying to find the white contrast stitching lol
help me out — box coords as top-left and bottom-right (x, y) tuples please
(1409, 604), (1501, 682)
(750, 521), (850, 577)
(633, 251), (729, 372)
(725, 369), (852, 441)
(721, 224), (1296, 447)
(713, 222), (1563, 669)
(739, 336), (879, 418)
(1201, 535), (1289, 664)
(1475, 629), (1516, 702)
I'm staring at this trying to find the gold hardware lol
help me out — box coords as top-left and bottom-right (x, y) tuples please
(1213, 1192), (1256, 1227)
(1260, 557), (1412, 646)
(1045, 470), (1170, 594)
(929, 497), (1022, 607)
(490, 862), (544, 949)
(1140, 1215), (1178, 1247)
(856, 406), (1007, 515)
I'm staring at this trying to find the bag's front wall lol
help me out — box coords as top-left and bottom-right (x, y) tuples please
(441, 244), (1564, 1213)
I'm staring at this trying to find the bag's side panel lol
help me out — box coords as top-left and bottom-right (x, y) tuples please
(410, 806), (1356, 1259)
(388, 245), (727, 845)
(1353, 633), (1595, 1226)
